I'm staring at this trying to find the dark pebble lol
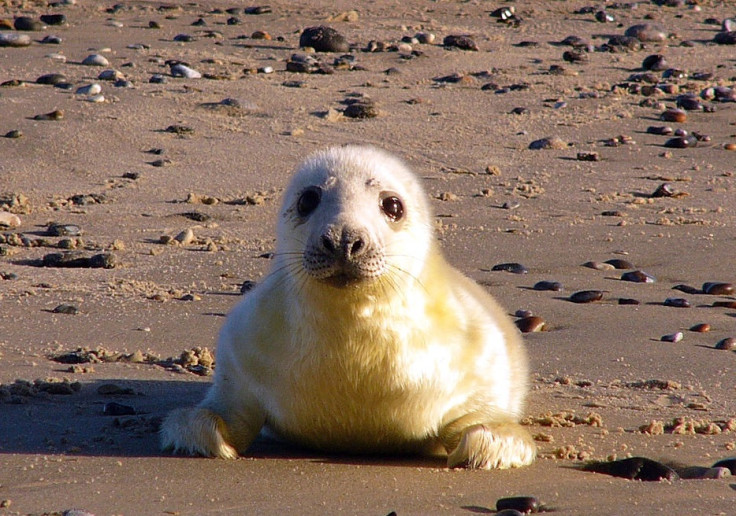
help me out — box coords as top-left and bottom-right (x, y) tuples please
(712, 458), (736, 474)
(621, 270), (655, 283)
(173, 34), (195, 42)
(33, 109), (64, 121)
(576, 152), (599, 162)
(651, 183), (676, 197)
(244, 6), (272, 15)
(443, 34), (479, 51)
(676, 96), (703, 111)
(516, 316), (546, 333)
(673, 284), (700, 295)
(42, 252), (117, 269)
(714, 31), (736, 45)
(664, 297), (690, 308)
(533, 280), (563, 291)
(689, 323), (710, 332)
(509, 107), (529, 115)
(299, 26), (349, 52)
(40, 35), (62, 44)
(625, 23), (667, 42)
(181, 211), (210, 222)
(4, 129), (22, 138)
(103, 402), (136, 416)
(562, 50), (588, 63)
(343, 100), (378, 119)
(569, 290), (603, 303)
(647, 126), (674, 135)
(702, 282), (734, 295)
(48, 223), (81, 237)
(40, 14), (66, 25)
(14, 16), (45, 31)
(642, 54), (667, 71)
(713, 301), (736, 309)
(605, 259), (633, 269)
(36, 73), (67, 85)
(715, 338), (736, 351)
(664, 136), (697, 149)
(515, 309), (533, 318)
(583, 457), (679, 481)
(618, 298), (640, 305)
(606, 35), (641, 51)
(52, 304), (79, 315)
(595, 10), (614, 23)
(660, 108), (687, 123)
(491, 262), (528, 274)
(166, 125), (194, 135)
(496, 496), (540, 513)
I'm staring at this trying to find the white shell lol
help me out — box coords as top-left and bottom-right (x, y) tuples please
(170, 64), (201, 79)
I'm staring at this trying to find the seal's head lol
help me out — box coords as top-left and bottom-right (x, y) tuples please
(276, 145), (433, 290)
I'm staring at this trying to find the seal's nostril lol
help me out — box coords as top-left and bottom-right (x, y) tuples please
(349, 238), (364, 257)
(322, 235), (336, 254)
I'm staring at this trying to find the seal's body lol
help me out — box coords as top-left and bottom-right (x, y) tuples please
(161, 146), (536, 469)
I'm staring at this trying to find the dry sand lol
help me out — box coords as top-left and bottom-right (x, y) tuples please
(1, 0), (735, 514)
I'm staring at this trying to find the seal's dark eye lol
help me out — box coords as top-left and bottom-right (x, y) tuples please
(297, 187), (321, 217)
(380, 194), (404, 222)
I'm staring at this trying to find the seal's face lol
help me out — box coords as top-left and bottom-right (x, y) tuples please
(276, 146), (432, 290)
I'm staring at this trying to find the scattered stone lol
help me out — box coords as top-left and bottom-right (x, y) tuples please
(343, 100), (378, 119)
(712, 458), (736, 475)
(650, 183), (677, 197)
(621, 270), (655, 283)
(33, 109), (64, 121)
(529, 136), (568, 150)
(36, 73), (67, 85)
(533, 280), (563, 292)
(677, 466), (731, 480)
(165, 125), (194, 135)
(82, 54), (110, 66)
(702, 282), (734, 295)
(647, 126), (674, 136)
(618, 298), (640, 305)
(569, 290), (603, 304)
(42, 252), (117, 269)
(491, 262), (528, 274)
(0, 211), (21, 227)
(583, 261), (615, 271)
(664, 297), (689, 308)
(582, 457), (678, 481)
(642, 54), (667, 71)
(173, 228), (195, 245)
(661, 108), (686, 123)
(52, 304), (79, 315)
(689, 323), (710, 332)
(715, 338), (736, 351)
(14, 16), (45, 31)
(605, 259), (633, 270)
(443, 34), (479, 51)
(625, 23), (667, 42)
(0, 33), (32, 47)
(75, 83), (102, 96)
(98, 69), (124, 81)
(299, 26), (349, 52)
(170, 63), (201, 78)
(516, 316), (546, 333)
(3, 129), (22, 139)
(714, 31), (736, 45)
(661, 331), (684, 343)
(576, 152), (599, 162)
(496, 497), (541, 514)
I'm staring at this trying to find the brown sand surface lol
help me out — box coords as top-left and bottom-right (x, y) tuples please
(1, 0), (735, 514)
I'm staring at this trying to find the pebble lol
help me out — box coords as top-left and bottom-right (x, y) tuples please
(660, 108), (687, 123)
(712, 458), (736, 474)
(48, 223), (81, 236)
(299, 26), (349, 52)
(714, 31), (736, 45)
(98, 69), (124, 81)
(82, 54), (110, 66)
(173, 34), (195, 42)
(533, 280), (563, 291)
(664, 136), (697, 149)
(676, 466), (731, 480)
(52, 304), (79, 315)
(583, 261), (615, 271)
(676, 95), (703, 111)
(0, 212), (21, 227)
(583, 457), (678, 481)
(491, 262), (528, 274)
(605, 259), (634, 270)
(33, 109), (64, 121)
(569, 290), (603, 303)
(650, 183), (676, 197)
(86, 94), (105, 103)
(647, 126), (674, 136)
(516, 316), (546, 333)
(714, 338), (736, 351)
(664, 297), (690, 308)
(625, 23), (668, 42)
(75, 83), (102, 95)
(241, 280), (257, 294)
(496, 496), (540, 513)
(0, 33), (31, 47)
(170, 63), (201, 78)
(642, 54), (667, 71)
(618, 298), (640, 305)
(576, 152), (599, 162)
(621, 270), (655, 283)
(40, 14), (66, 25)
(343, 100), (379, 119)
(14, 16), (45, 31)
(103, 401), (136, 416)
(689, 323), (710, 332)
(528, 136), (568, 150)
(174, 228), (195, 245)
(515, 309), (533, 318)
(662, 331), (684, 343)
(37, 73), (67, 85)
(443, 34), (479, 51)
(42, 251), (117, 269)
(702, 282), (734, 295)
(713, 301), (736, 309)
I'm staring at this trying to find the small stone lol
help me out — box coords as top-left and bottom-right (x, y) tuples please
(415, 32), (435, 44)
(48, 223), (81, 237)
(52, 304), (79, 315)
(75, 83), (102, 95)
(40, 14), (66, 25)
(42, 251), (116, 269)
(712, 458), (736, 474)
(173, 34), (195, 42)
(529, 136), (568, 150)
(33, 110), (64, 121)
(299, 26), (349, 52)
(0, 211), (21, 227)
(244, 6), (272, 14)
(661, 332), (683, 343)
(664, 297), (690, 308)
(36, 73), (67, 85)
(443, 35), (479, 51)
(583, 261), (615, 271)
(569, 290), (603, 303)
(14, 16), (45, 31)
(625, 23), (667, 42)
(82, 54), (110, 67)
(651, 183), (676, 197)
(621, 270), (655, 283)
(714, 31), (736, 45)
(496, 497), (540, 514)
(618, 298), (640, 305)
(516, 316), (546, 333)
(661, 109), (687, 123)
(642, 54), (667, 71)
(689, 323), (710, 333)
(98, 69), (124, 81)
(702, 282), (734, 295)
(647, 126), (674, 136)
(576, 152), (599, 162)
(715, 338), (736, 351)
(343, 101), (379, 119)
(491, 262), (528, 274)
(166, 125), (194, 135)
(713, 301), (736, 309)
(533, 280), (563, 292)
(605, 259), (634, 270)
(0, 33), (32, 47)
(174, 228), (195, 245)
(170, 63), (201, 78)
(584, 457), (678, 481)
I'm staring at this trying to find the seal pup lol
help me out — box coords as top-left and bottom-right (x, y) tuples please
(161, 145), (536, 469)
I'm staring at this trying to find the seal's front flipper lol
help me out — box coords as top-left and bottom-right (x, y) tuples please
(160, 407), (239, 459)
(446, 422), (536, 470)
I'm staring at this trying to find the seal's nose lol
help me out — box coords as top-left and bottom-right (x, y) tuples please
(321, 227), (367, 262)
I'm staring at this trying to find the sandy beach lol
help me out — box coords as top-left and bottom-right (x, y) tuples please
(1, 0), (735, 514)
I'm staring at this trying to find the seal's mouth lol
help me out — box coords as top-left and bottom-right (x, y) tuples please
(320, 272), (368, 289)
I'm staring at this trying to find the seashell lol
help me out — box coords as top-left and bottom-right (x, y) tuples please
(664, 297), (690, 308)
(0, 31), (36, 47)
(299, 25), (349, 52)
(605, 259), (633, 270)
(569, 290), (603, 303)
(621, 270), (655, 283)
(170, 63), (201, 78)
(661, 331), (683, 343)
(491, 262), (528, 274)
(715, 338), (736, 351)
(516, 316), (546, 333)
(82, 54), (109, 66)
(583, 457), (678, 481)
(533, 280), (563, 291)
(702, 282), (734, 295)
(689, 323), (710, 333)
(75, 83), (102, 95)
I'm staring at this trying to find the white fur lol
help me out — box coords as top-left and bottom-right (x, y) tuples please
(161, 145), (536, 468)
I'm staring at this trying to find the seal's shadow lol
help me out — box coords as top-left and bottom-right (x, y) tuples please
(0, 378), (446, 468)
